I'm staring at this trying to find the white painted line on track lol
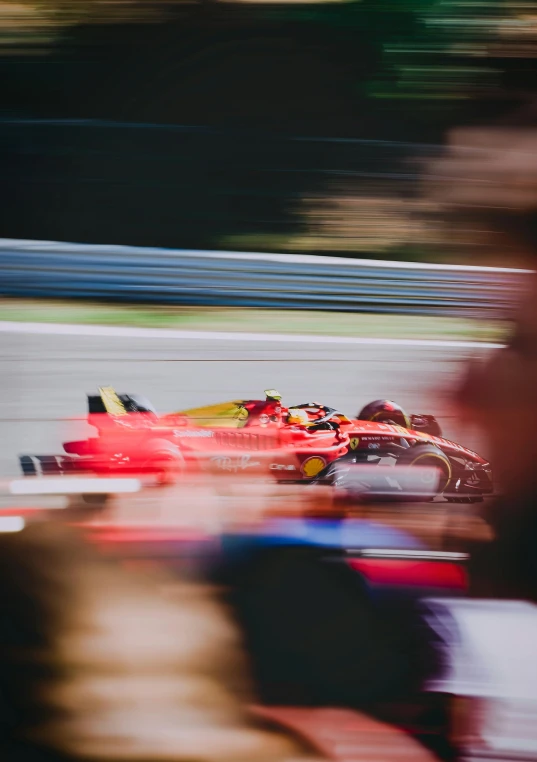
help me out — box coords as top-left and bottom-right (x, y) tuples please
(8, 477), (141, 495)
(0, 517), (25, 532)
(0, 321), (505, 350)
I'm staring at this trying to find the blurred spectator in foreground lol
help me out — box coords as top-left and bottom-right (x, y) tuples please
(0, 522), (307, 762)
(426, 127), (537, 600)
(0, 520), (437, 762)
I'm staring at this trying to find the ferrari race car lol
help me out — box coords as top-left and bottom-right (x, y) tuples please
(20, 387), (493, 502)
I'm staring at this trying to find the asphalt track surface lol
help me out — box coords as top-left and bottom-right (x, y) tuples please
(0, 327), (495, 480)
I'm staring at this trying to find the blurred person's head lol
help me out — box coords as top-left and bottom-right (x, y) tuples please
(0, 521), (314, 762)
(426, 128), (537, 498)
(425, 126), (537, 597)
(0, 516), (443, 762)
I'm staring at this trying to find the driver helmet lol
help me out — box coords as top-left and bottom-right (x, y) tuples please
(287, 408), (310, 426)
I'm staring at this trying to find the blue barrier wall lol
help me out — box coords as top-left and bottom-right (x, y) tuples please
(0, 239), (529, 317)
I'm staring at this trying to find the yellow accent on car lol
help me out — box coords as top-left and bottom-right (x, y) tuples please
(371, 411), (410, 429)
(410, 452), (452, 489)
(99, 386), (128, 416)
(350, 437), (360, 450)
(287, 409), (310, 426)
(172, 400), (248, 428)
(301, 456), (327, 478)
(264, 389), (282, 400)
(234, 406), (249, 423)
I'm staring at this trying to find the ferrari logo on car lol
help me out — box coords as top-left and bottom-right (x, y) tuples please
(350, 437), (360, 450)
(301, 456), (326, 477)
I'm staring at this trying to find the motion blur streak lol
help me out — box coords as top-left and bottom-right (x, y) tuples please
(0, 320), (506, 349)
(0, 516), (25, 532)
(348, 558), (468, 590)
(4, 0), (537, 759)
(0, 524), (310, 762)
(8, 478), (142, 495)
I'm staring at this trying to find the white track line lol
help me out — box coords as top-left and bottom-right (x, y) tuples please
(0, 517), (25, 532)
(8, 477), (141, 495)
(0, 321), (504, 349)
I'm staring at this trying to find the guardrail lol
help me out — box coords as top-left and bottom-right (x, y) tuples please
(0, 238), (530, 317)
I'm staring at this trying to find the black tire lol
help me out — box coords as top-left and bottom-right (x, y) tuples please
(141, 439), (185, 485)
(396, 443), (452, 500)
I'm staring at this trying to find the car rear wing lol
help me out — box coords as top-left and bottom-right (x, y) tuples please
(88, 387), (158, 416)
(90, 386), (129, 416)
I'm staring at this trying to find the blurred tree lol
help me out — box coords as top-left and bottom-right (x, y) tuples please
(3, 0), (537, 255)
(2, 0), (537, 134)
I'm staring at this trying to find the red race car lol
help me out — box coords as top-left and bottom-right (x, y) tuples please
(20, 387), (493, 502)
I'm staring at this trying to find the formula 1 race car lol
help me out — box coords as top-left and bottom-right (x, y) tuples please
(19, 387), (493, 502)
